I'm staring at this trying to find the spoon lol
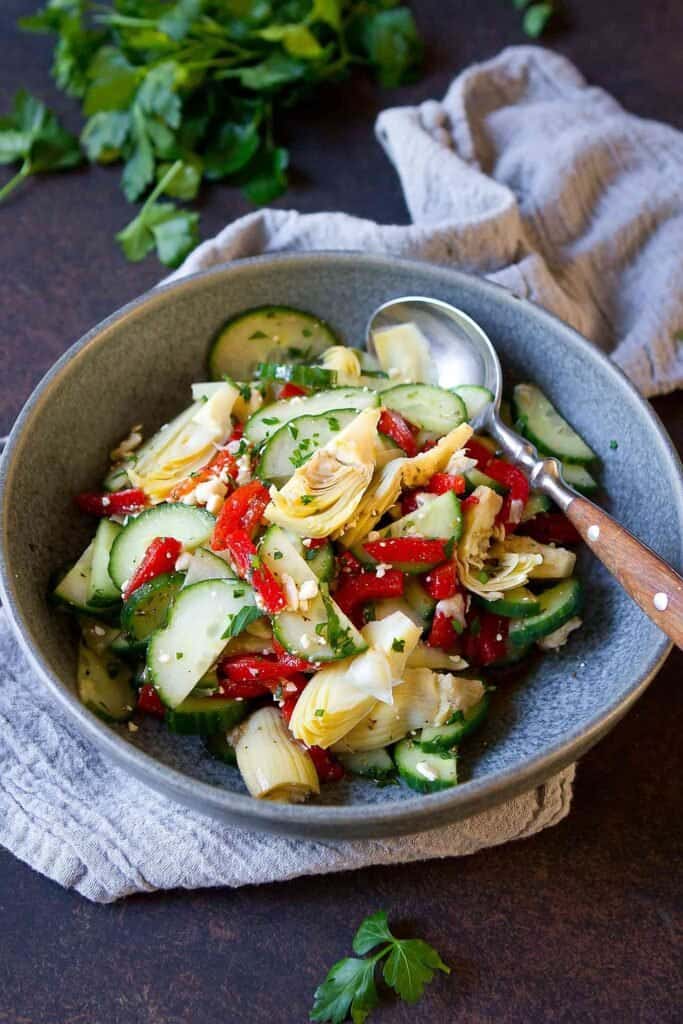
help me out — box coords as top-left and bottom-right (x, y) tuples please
(367, 295), (683, 649)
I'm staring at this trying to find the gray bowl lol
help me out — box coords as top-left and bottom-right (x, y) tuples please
(1, 253), (681, 839)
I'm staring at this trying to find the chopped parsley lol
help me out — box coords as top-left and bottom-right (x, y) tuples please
(273, 550), (283, 560)
(609, 439), (619, 450)
(262, 417), (280, 426)
(391, 637), (405, 652)
(451, 619), (464, 634)
(300, 494), (315, 505)
(327, 416), (340, 432)
(175, 652), (184, 660)
(248, 331), (269, 340)
(221, 605), (261, 640)
(314, 708), (325, 718)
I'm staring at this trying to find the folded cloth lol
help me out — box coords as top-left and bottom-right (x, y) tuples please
(2, 44), (679, 903)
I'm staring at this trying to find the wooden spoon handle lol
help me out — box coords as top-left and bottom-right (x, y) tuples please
(566, 496), (683, 649)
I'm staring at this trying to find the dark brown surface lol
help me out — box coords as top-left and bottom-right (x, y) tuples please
(1, 2), (681, 1022)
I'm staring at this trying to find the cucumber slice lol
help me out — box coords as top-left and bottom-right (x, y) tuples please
(260, 524), (317, 586)
(121, 571), (185, 642)
(209, 306), (340, 381)
(303, 540), (334, 582)
(381, 384), (466, 434)
(419, 692), (490, 752)
(464, 467), (508, 496)
(521, 493), (552, 522)
(256, 408), (358, 485)
(508, 578), (583, 647)
(53, 541), (117, 615)
(148, 578), (257, 708)
(256, 363), (336, 390)
(394, 738), (458, 793)
(403, 577), (436, 626)
(79, 617), (121, 657)
(87, 519), (122, 607)
(513, 384), (596, 465)
(166, 695), (248, 736)
(103, 463), (131, 492)
(110, 631), (147, 659)
(273, 589), (366, 663)
(356, 491), (462, 571)
(562, 462), (599, 496)
(204, 732), (237, 766)
(476, 585), (541, 618)
(339, 748), (395, 780)
(453, 385), (494, 423)
(77, 643), (136, 724)
(182, 547), (236, 586)
(245, 386), (378, 447)
(108, 503), (214, 590)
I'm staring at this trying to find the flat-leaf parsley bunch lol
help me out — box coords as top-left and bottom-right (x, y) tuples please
(13, 0), (424, 267)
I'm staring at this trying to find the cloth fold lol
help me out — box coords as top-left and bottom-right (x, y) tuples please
(1, 45), (680, 902)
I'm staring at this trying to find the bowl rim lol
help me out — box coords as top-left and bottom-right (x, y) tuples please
(0, 251), (679, 837)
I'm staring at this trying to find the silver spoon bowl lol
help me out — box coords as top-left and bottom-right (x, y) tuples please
(367, 296), (683, 647)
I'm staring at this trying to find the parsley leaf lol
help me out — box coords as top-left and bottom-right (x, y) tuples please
(116, 159), (199, 267)
(221, 603), (262, 640)
(311, 911), (449, 1023)
(0, 89), (82, 202)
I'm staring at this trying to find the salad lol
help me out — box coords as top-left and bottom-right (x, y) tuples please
(53, 305), (598, 803)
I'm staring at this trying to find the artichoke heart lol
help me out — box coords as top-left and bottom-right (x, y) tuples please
(129, 383), (239, 502)
(332, 670), (485, 754)
(234, 707), (319, 803)
(457, 484), (542, 598)
(265, 407), (380, 538)
(336, 421), (473, 547)
(495, 535), (576, 579)
(321, 345), (362, 385)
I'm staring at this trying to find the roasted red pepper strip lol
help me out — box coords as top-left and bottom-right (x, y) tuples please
(123, 536), (182, 600)
(219, 529), (286, 614)
(378, 409), (418, 457)
(216, 677), (270, 699)
(484, 459), (530, 535)
(278, 674), (310, 724)
(427, 610), (462, 652)
(334, 569), (404, 618)
(211, 480), (268, 548)
(476, 613), (510, 666)
(75, 488), (148, 517)
(307, 745), (345, 783)
(218, 654), (308, 684)
(272, 638), (316, 673)
(519, 512), (581, 545)
(363, 537), (448, 565)
(461, 494), (480, 512)
(304, 536), (328, 550)
(336, 550), (364, 576)
(137, 684), (166, 718)
(428, 472), (466, 496)
(279, 381), (308, 399)
(400, 489), (423, 515)
(423, 561), (459, 600)
(465, 439), (494, 469)
(169, 449), (238, 501)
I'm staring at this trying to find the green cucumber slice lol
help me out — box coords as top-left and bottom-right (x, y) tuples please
(182, 547), (236, 586)
(273, 589), (366, 663)
(453, 385), (494, 422)
(147, 578), (257, 707)
(521, 493), (552, 522)
(103, 463), (132, 492)
(562, 462), (599, 496)
(403, 577), (437, 626)
(394, 738), (458, 793)
(166, 695), (248, 736)
(245, 386), (378, 447)
(53, 542), (117, 615)
(476, 585), (541, 619)
(513, 384), (596, 464)
(464, 467), (508, 496)
(79, 617), (121, 657)
(110, 631), (147, 659)
(419, 693), (490, 752)
(356, 491), (462, 572)
(87, 519), (122, 607)
(256, 362), (336, 390)
(204, 732), (238, 765)
(260, 524), (317, 586)
(77, 643), (136, 724)
(256, 408), (358, 485)
(339, 748), (395, 780)
(209, 305), (340, 381)
(508, 578), (583, 647)
(121, 571), (185, 642)
(381, 383), (466, 434)
(108, 503), (214, 590)
(302, 540), (334, 582)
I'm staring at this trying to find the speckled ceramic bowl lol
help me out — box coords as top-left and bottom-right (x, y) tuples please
(1, 253), (681, 839)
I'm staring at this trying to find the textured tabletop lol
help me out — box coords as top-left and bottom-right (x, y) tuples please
(0, 1), (681, 1021)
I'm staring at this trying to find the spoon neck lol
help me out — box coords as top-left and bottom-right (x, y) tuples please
(486, 410), (575, 512)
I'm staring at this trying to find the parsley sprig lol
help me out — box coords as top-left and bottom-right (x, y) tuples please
(16, 0), (424, 265)
(0, 88), (82, 202)
(310, 910), (450, 1023)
